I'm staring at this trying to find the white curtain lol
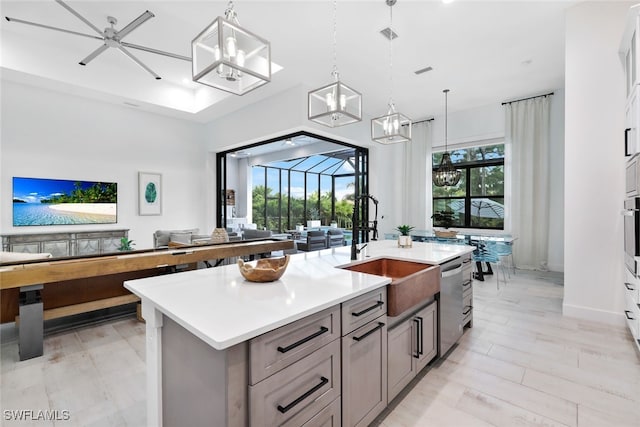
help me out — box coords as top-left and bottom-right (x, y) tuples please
(402, 121), (433, 229)
(505, 96), (552, 270)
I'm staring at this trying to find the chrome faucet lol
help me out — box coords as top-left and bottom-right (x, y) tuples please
(351, 194), (378, 260)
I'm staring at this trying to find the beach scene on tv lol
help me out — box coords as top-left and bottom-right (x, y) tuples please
(12, 177), (117, 226)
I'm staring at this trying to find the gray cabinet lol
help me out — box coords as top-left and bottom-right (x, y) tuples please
(2, 229), (128, 257)
(387, 300), (437, 402)
(299, 398), (341, 427)
(341, 289), (387, 427)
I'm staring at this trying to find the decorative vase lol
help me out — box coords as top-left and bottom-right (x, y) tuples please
(210, 228), (229, 243)
(398, 235), (412, 248)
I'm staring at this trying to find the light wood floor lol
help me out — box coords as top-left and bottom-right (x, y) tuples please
(1, 270), (638, 426)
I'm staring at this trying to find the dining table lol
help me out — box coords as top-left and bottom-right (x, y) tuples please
(409, 230), (516, 281)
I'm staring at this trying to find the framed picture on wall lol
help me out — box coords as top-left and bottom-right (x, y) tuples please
(138, 172), (162, 216)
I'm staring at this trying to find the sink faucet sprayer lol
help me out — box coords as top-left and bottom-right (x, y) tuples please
(351, 194), (378, 260)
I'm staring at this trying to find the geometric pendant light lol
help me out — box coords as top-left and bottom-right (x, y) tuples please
(308, 0), (362, 127)
(433, 89), (461, 187)
(192, 0), (271, 95)
(371, 0), (412, 144)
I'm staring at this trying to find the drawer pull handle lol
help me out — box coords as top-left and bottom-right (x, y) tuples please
(462, 280), (472, 288)
(277, 327), (329, 353)
(625, 310), (634, 320)
(412, 318), (420, 358)
(416, 316), (424, 356)
(625, 282), (635, 291)
(277, 376), (329, 414)
(352, 301), (384, 317)
(463, 306), (473, 316)
(353, 322), (385, 342)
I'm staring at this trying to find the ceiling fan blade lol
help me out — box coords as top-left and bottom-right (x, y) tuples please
(4, 17), (103, 41)
(122, 42), (191, 62)
(117, 10), (154, 40)
(79, 44), (109, 66)
(55, 0), (103, 36)
(117, 46), (161, 80)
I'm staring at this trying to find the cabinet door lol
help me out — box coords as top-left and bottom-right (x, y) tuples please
(415, 302), (437, 373)
(342, 317), (387, 427)
(387, 318), (416, 402)
(626, 89), (639, 157)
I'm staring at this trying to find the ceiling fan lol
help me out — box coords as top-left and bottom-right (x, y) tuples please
(4, 0), (191, 80)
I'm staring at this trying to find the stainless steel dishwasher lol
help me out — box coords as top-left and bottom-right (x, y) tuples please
(439, 257), (464, 357)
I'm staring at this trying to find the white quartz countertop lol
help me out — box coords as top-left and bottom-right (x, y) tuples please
(124, 240), (474, 351)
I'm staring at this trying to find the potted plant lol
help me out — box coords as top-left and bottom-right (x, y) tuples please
(295, 222), (304, 232)
(306, 207), (321, 229)
(396, 225), (414, 248)
(431, 209), (457, 238)
(118, 237), (135, 252)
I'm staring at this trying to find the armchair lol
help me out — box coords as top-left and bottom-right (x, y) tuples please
(326, 228), (345, 247)
(297, 230), (327, 252)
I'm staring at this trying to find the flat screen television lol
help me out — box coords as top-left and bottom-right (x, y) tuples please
(12, 177), (117, 226)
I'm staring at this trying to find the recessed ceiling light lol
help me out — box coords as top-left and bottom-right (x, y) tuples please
(414, 66), (433, 75)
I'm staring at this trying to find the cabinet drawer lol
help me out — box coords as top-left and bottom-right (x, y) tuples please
(250, 306), (340, 385)
(462, 279), (473, 299)
(624, 292), (640, 340)
(624, 270), (639, 304)
(463, 288), (473, 326)
(341, 288), (387, 335)
(249, 339), (341, 427)
(285, 397), (341, 427)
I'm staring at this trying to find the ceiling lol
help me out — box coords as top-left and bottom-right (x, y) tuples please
(0, 0), (575, 124)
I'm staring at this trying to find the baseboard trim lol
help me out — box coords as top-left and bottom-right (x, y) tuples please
(562, 303), (625, 326)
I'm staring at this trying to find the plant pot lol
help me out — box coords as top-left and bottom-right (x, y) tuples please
(307, 220), (321, 229)
(330, 221), (338, 228)
(398, 235), (412, 248)
(296, 225), (304, 232)
(434, 230), (457, 238)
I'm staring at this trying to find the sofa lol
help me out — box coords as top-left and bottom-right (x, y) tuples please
(242, 229), (273, 240)
(153, 229), (209, 248)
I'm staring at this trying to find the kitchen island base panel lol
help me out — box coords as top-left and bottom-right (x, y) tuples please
(161, 315), (248, 427)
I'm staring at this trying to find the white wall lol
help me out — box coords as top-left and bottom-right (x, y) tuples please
(1, 81), (209, 249)
(564, 1), (629, 324)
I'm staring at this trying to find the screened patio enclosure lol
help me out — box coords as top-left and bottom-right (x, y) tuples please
(216, 132), (369, 235)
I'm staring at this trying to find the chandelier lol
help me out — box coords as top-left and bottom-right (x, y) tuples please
(308, 0), (362, 127)
(192, 1), (271, 95)
(433, 89), (461, 187)
(371, 0), (412, 144)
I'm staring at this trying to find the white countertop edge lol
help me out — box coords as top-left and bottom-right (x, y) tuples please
(136, 276), (391, 351)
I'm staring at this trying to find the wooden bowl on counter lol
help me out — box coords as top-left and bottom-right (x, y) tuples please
(237, 255), (290, 282)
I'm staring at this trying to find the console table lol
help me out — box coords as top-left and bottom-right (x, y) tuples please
(1, 229), (129, 257)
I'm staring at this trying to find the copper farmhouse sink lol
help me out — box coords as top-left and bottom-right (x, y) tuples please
(341, 258), (441, 317)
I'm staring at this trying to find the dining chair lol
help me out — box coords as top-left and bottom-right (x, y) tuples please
(471, 239), (506, 289)
(495, 239), (516, 278)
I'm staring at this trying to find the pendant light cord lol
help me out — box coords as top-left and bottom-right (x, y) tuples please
(332, 0), (339, 80)
(388, 3), (394, 108)
(444, 89), (449, 152)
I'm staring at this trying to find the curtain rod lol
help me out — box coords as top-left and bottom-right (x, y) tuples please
(501, 92), (554, 105)
(411, 117), (435, 125)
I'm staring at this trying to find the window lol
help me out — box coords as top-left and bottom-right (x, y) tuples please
(432, 143), (505, 229)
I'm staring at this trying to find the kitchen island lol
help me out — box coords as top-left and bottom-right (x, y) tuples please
(124, 240), (474, 427)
